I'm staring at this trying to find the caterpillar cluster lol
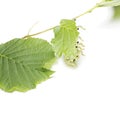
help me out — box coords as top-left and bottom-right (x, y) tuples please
(64, 36), (85, 66)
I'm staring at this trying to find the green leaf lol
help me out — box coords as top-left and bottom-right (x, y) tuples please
(113, 5), (120, 19)
(0, 38), (55, 92)
(99, 0), (120, 7)
(51, 19), (84, 66)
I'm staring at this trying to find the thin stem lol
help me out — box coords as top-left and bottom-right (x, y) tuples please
(27, 21), (40, 35)
(72, 3), (100, 20)
(23, 26), (57, 38)
(23, 2), (102, 38)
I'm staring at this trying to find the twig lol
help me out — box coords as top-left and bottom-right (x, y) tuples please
(23, 2), (102, 38)
(23, 26), (57, 38)
(72, 3), (101, 20)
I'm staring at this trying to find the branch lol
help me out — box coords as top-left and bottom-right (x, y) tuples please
(23, 2), (102, 38)
(72, 3), (100, 20)
(23, 26), (57, 38)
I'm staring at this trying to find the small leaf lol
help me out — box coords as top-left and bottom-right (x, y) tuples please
(99, 0), (120, 7)
(0, 38), (55, 92)
(51, 19), (84, 66)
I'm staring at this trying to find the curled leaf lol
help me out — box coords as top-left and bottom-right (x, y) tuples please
(51, 19), (84, 66)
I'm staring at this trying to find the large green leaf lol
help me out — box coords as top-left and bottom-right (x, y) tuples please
(51, 19), (83, 66)
(99, 0), (120, 7)
(0, 38), (55, 92)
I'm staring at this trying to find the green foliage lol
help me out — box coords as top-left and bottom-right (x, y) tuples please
(99, 0), (120, 7)
(113, 5), (120, 19)
(0, 38), (55, 92)
(51, 19), (84, 66)
(0, 0), (119, 93)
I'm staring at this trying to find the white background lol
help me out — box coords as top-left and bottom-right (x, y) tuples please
(0, 0), (120, 113)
